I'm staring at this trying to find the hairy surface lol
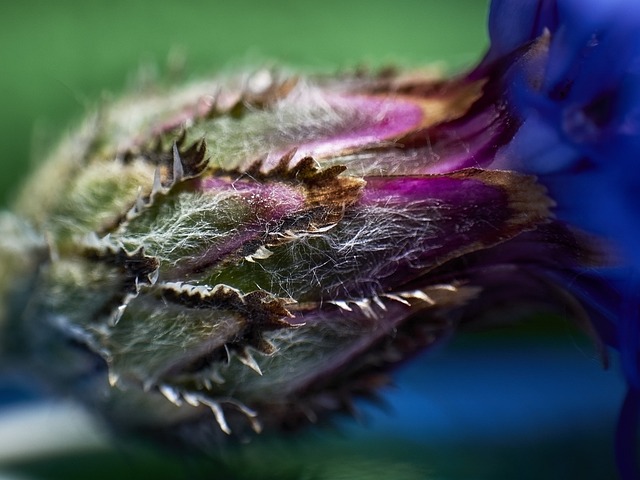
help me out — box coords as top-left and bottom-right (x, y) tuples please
(0, 64), (600, 446)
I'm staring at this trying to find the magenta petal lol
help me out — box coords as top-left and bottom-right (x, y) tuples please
(349, 169), (552, 293)
(266, 93), (425, 166)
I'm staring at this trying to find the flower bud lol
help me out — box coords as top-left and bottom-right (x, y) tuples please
(0, 16), (616, 453)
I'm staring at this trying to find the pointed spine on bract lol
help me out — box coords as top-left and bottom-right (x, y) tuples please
(79, 242), (159, 327)
(218, 148), (365, 231)
(102, 135), (209, 237)
(157, 280), (296, 357)
(157, 384), (262, 435)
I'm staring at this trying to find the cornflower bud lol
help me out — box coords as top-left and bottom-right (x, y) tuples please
(1, 2), (638, 478)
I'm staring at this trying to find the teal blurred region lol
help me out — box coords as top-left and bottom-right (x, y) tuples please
(0, 0), (489, 207)
(0, 333), (625, 480)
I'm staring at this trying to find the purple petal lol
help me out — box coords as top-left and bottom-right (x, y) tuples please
(287, 93), (425, 162)
(355, 169), (551, 292)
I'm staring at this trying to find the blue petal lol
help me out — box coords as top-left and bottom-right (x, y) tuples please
(491, 0), (640, 267)
(488, 1), (640, 474)
(487, 0), (558, 61)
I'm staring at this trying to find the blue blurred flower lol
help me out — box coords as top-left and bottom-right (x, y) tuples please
(490, 0), (640, 261)
(486, 0), (640, 477)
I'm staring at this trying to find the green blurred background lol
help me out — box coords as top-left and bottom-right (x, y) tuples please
(0, 0), (490, 206)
